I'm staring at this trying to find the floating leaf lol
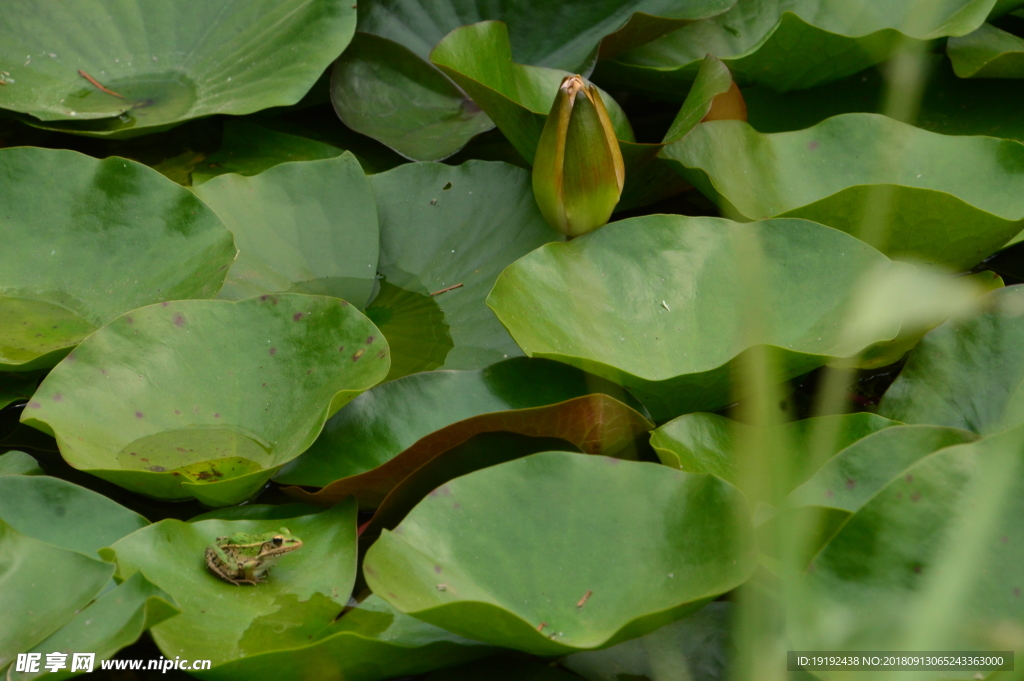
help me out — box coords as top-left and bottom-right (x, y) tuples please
(660, 113), (1024, 269)
(879, 285), (1024, 435)
(331, 32), (496, 162)
(99, 502), (357, 668)
(364, 452), (756, 656)
(792, 424), (1024, 651)
(0, 475), (148, 557)
(788, 424), (978, 513)
(0, 0), (356, 135)
(650, 412), (899, 490)
(563, 602), (731, 681)
(360, 433), (585, 540)
(193, 154), (379, 307)
(197, 594), (494, 681)
(365, 161), (560, 376)
(22, 295), (389, 506)
(0, 450), (43, 476)
(597, 0), (994, 94)
(9, 573), (179, 681)
(192, 120), (344, 185)
(278, 358), (652, 506)
(744, 54), (1024, 142)
(488, 215), (908, 421)
(948, 21), (1024, 77)
(0, 148), (235, 371)
(0, 518), (114, 671)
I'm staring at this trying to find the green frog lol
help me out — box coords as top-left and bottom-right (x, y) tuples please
(205, 529), (302, 585)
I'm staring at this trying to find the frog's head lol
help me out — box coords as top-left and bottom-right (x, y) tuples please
(259, 528), (302, 559)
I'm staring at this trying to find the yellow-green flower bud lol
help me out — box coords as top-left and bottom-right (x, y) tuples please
(532, 75), (625, 237)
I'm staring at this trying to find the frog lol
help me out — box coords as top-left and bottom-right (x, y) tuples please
(204, 528), (302, 585)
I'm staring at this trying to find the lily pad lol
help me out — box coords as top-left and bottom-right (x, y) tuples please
(597, 0), (995, 94)
(660, 113), (1024, 269)
(277, 357), (652, 506)
(487, 215), (907, 421)
(363, 451), (756, 656)
(0, 475), (148, 557)
(792, 423), (1024, 653)
(0, 0), (356, 135)
(0, 451), (43, 476)
(360, 433), (585, 540)
(948, 21), (1024, 77)
(360, 0), (734, 72)
(21, 294), (389, 506)
(650, 412), (899, 491)
(192, 154), (379, 307)
(365, 161), (560, 376)
(330, 0), (732, 160)
(9, 572), (179, 681)
(0, 518), (114, 671)
(192, 120), (344, 185)
(563, 601), (731, 681)
(0, 147), (235, 371)
(196, 594), (494, 681)
(879, 285), (1024, 435)
(99, 502), (357, 667)
(789, 423), (978, 512)
(744, 54), (1024, 142)
(331, 32), (496, 162)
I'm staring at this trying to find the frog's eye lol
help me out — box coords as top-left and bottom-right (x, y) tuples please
(272, 535), (284, 546)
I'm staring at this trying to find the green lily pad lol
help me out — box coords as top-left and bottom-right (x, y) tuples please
(0, 0), (356, 135)
(0, 518), (114, 671)
(597, 0), (995, 94)
(0, 475), (148, 557)
(195, 594), (494, 681)
(9, 572), (179, 681)
(330, 0), (731, 161)
(360, 0), (734, 72)
(660, 113), (1024, 269)
(879, 285), (1024, 435)
(948, 21), (1024, 77)
(0, 451), (43, 476)
(189, 504), (324, 523)
(0, 147), (235, 371)
(192, 120), (344, 185)
(277, 357), (652, 506)
(192, 154), (379, 307)
(359, 433), (586, 540)
(0, 372), (37, 410)
(744, 54), (1024, 142)
(650, 412), (900, 492)
(331, 32), (496, 162)
(364, 451), (756, 656)
(789, 425), (979, 514)
(487, 215), (909, 421)
(563, 602), (731, 681)
(792, 423), (1024, 653)
(365, 161), (560, 376)
(21, 295), (389, 506)
(99, 502), (356, 667)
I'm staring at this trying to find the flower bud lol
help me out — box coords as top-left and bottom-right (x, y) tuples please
(532, 75), (625, 237)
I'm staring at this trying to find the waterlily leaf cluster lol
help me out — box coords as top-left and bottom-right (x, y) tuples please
(3, 0), (1024, 678)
